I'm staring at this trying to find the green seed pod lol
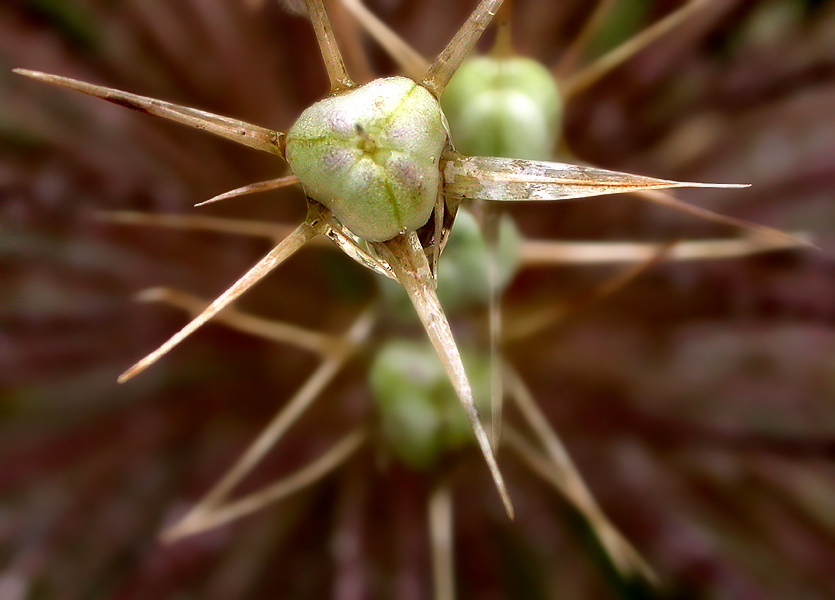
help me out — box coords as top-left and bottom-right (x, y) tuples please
(369, 339), (491, 471)
(379, 208), (521, 317)
(441, 56), (562, 160)
(285, 77), (448, 242)
(436, 209), (520, 312)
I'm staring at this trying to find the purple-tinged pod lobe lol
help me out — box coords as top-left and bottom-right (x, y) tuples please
(285, 77), (448, 242)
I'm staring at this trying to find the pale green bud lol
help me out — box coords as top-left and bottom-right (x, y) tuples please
(369, 340), (491, 471)
(285, 77), (448, 242)
(441, 56), (562, 161)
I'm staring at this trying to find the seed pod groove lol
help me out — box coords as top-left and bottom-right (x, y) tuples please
(286, 77), (448, 242)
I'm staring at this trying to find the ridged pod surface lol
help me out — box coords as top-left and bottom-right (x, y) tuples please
(285, 77), (448, 242)
(442, 56), (561, 160)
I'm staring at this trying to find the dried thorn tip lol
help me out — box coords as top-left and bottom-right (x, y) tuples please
(118, 216), (323, 383)
(444, 156), (751, 202)
(305, 0), (355, 92)
(377, 232), (514, 519)
(340, 0), (429, 80)
(423, 0), (505, 97)
(195, 175), (299, 207)
(13, 69), (286, 157)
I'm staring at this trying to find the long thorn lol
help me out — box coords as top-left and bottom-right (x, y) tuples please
(563, 0), (713, 98)
(634, 189), (815, 249)
(340, 0), (429, 80)
(195, 175), (299, 207)
(482, 209), (505, 447)
(504, 424), (657, 584)
(319, 212), (399, 280)
(553, 0), (617, 78)
(164, 305), (376, 537)
(444, 154), (749, 203)
(134, 287), (339, 355)
(163, 428), (366, 541)
(118, 207), (326, 383)
(13, 69), (286, 157)
(507, 246), (671, 342)
(94, 211), (332, 247)
(517, 233), (810, 266)
(376, 232), (513, 519)
(305, 0), (355, 92)
(329, 0), (378, 84)
(422, 0), (505, 98)
(503, 368), (659, 585)
(428, 483), (456, 600)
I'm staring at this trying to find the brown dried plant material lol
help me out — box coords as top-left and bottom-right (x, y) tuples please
(5, 0), (831, 598)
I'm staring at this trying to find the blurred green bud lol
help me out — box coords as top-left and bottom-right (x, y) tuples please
(286, 77), (448, 242)
(379, 208), (521, 317)
(437, 209), (521, 312)
(441, 56), (562, 160)
(369, 339), (491, 471)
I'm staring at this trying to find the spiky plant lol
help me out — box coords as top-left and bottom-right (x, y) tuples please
(4, 1), (835, 600)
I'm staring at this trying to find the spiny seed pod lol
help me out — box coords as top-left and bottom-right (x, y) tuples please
(11, 0), (769, 527)
(441, 56), (561, 160)
(370, 339), (491, 471)
(285, 77), (448, 242)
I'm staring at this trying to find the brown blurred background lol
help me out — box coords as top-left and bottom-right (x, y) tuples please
(2, 0), (835, 598)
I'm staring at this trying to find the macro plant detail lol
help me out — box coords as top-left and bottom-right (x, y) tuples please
(13, 0), (763, 521)
(5, 0), (833, 598)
